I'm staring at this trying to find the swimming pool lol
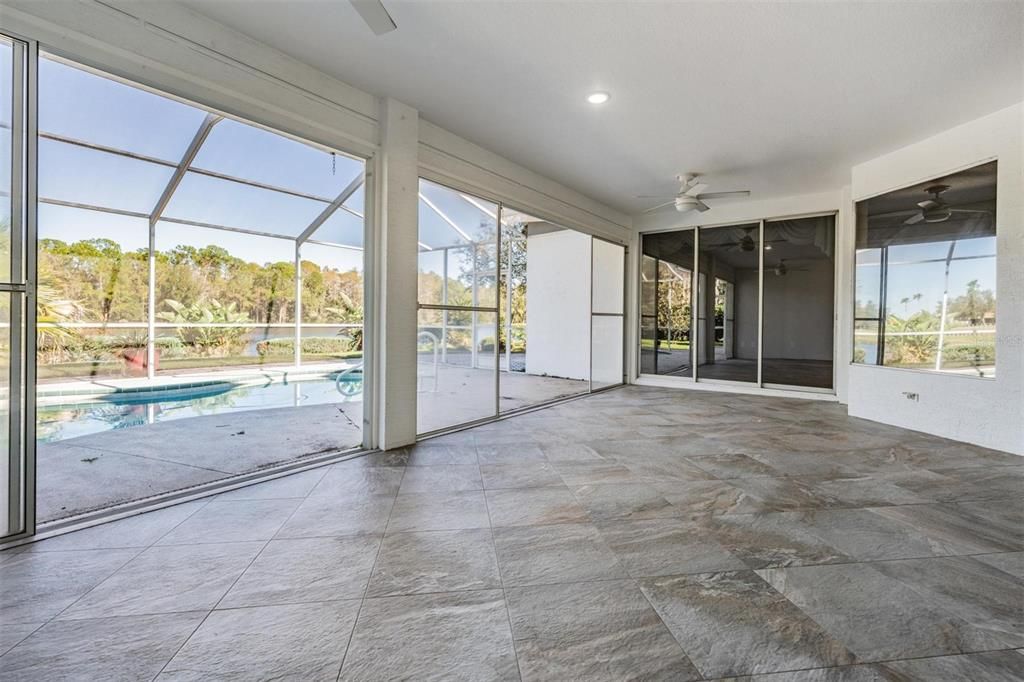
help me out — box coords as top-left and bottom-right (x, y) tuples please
(37, 373), (363, 443)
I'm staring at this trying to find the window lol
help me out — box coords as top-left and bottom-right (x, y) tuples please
(35, 54), (368, 523)
(854, 161), (996, 378)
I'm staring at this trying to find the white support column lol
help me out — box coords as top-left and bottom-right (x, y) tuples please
(375, 98), (419, 450)
(294, 242), (302, 368)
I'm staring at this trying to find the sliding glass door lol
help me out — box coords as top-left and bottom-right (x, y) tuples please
(696, 223), (760, 383)
(1, 33), (32, 541)
(591, 238), (625, 390)
(416, 179), (627, 434)
(762, 216), (836, 389)
(639, 214), (836, 393)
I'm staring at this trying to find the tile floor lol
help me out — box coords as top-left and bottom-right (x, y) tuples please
(1, 385), (1022, 681)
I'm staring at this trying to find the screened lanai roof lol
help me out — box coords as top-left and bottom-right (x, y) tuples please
(37, 55), (366, 251)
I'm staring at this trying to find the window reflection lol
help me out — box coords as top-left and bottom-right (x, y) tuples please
(854, 161), (997, 378)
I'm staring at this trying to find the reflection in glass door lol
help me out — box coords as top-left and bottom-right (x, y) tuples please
(640, 230), (695, 377)
(1, 34), (31, 540)
(762, 215), (836, 389)
(695, 223), (760, 383)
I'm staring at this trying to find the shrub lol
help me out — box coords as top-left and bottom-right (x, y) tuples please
(256, 336), (356, 357)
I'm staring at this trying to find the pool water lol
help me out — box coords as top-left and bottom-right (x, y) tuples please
(37, 374), (363, 443)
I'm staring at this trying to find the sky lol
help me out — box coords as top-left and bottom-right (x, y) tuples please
(36, 55), (365, 271)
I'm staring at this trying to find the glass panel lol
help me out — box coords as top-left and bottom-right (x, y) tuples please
(155, 222), (295, 330)
(0, 292), (11, 535)
(591, 239), (624, 314)
(40, 56), (207, 162)
(163, 171), (327, 238)
(498, 215), (590, 412)
(696, 223), (759, 383)
(37, 325), (150, 381)
(417, 309), (496, 434)
(0, 38), (13, 284)
(39, 138), (175, 213)
(417, 180), (498, 306)
(591, 314), (623, 389)
(191, 117), (364, 199)
(39, 204), (149, 324)
(641, 230), (695, 377)
(299, 241), (364, 325)
(761, 215), (835, 388)
(854, 161), (997, 378)
(35, 55), (369, 525)
(854, 320), (880, 365)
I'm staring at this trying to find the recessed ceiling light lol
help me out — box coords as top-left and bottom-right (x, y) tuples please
(586, 91), (610, 105)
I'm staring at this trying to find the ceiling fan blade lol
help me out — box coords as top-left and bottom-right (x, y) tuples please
(635, 194), (678, 199)
(917, 199), (939, 210)
(948, 209), (991, 214)
(694, 200), (711, 213)
(903, 213), (925, 225)
(351, 0), (397, 35)
(684, 183), (709, 197)
(698, 190), (751, 200)
(642, 200), (676, 214)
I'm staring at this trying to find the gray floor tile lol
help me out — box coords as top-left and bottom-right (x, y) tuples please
(640, 570), (855, 678)
(759, 562), (1015, 661)
(506, 579), (700, 681)
(340, 590), (519, 681)
(476, 443), (547, 464)
(0, 623), (42, 657)
(0, 612), (205, 682)
(404, 443), (479, 466)
(596, 517), (747, 576)
(309, 465), (405, 497)
(398, 464), (483, 493)
(724, 476), (839, 511)
(972, 551), (1024, 580)
(553, 460), (638, 485)
(747, 450), (862, 478)
(0, 548), (140, 624)
(160, 601), (360, 681)
(486, 486), (588, 527)
(877, 650), (1024, 681)
(791, 508), (968, 562)
(706, 512), (852, 569)
(365, 529), (500, 596)
(155, 498), (301, 545)
(868, 556), (1024, 648)
(571, 482), (679, 521)
(537, 442), (605, 461)
(20, 500), (209, 552)
(493, 522), (627, 586)
(215, 468), (327, 501)
(480, 461), (563, 489)
(685, 453), (782, 479)
(870, 503), (1024, 554)
(220, 535), (382, 607)
(800, 475), (933, 508)
(59, 542), (264, 620)
(387, 491), (491, 532)
(711, 664), (891, 681)
(275, 493), (395, 538)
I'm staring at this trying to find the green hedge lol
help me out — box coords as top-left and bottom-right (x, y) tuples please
(256, 336), (358, 357)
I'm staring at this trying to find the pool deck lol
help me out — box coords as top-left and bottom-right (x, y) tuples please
(37, 364), (588, 523)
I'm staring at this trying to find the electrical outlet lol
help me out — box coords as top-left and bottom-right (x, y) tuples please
(902, 392), (919, 402)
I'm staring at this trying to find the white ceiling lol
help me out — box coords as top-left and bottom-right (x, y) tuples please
(180, 0), (1023, 215)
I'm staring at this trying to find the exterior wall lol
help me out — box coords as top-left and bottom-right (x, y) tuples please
(848, 103), (1023, 455)
(524, 228), (591, 381)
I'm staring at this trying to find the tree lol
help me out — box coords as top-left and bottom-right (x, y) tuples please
(946, 279), (995, 327)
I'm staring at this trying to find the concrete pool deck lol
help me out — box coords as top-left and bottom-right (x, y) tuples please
(37, 365), (588, 523)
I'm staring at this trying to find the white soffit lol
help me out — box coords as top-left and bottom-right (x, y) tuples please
(180, 1), (1024, 214)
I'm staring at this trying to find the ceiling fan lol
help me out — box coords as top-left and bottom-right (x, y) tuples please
(640, 174), (750, 214)
(772, 259), (810, 276)
(351, 0), (397, 35)
(903, 184), (989, 225)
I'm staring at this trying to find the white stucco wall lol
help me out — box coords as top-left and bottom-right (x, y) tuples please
(848, 103), (1023, 455)
(524, 228), (592, 381)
